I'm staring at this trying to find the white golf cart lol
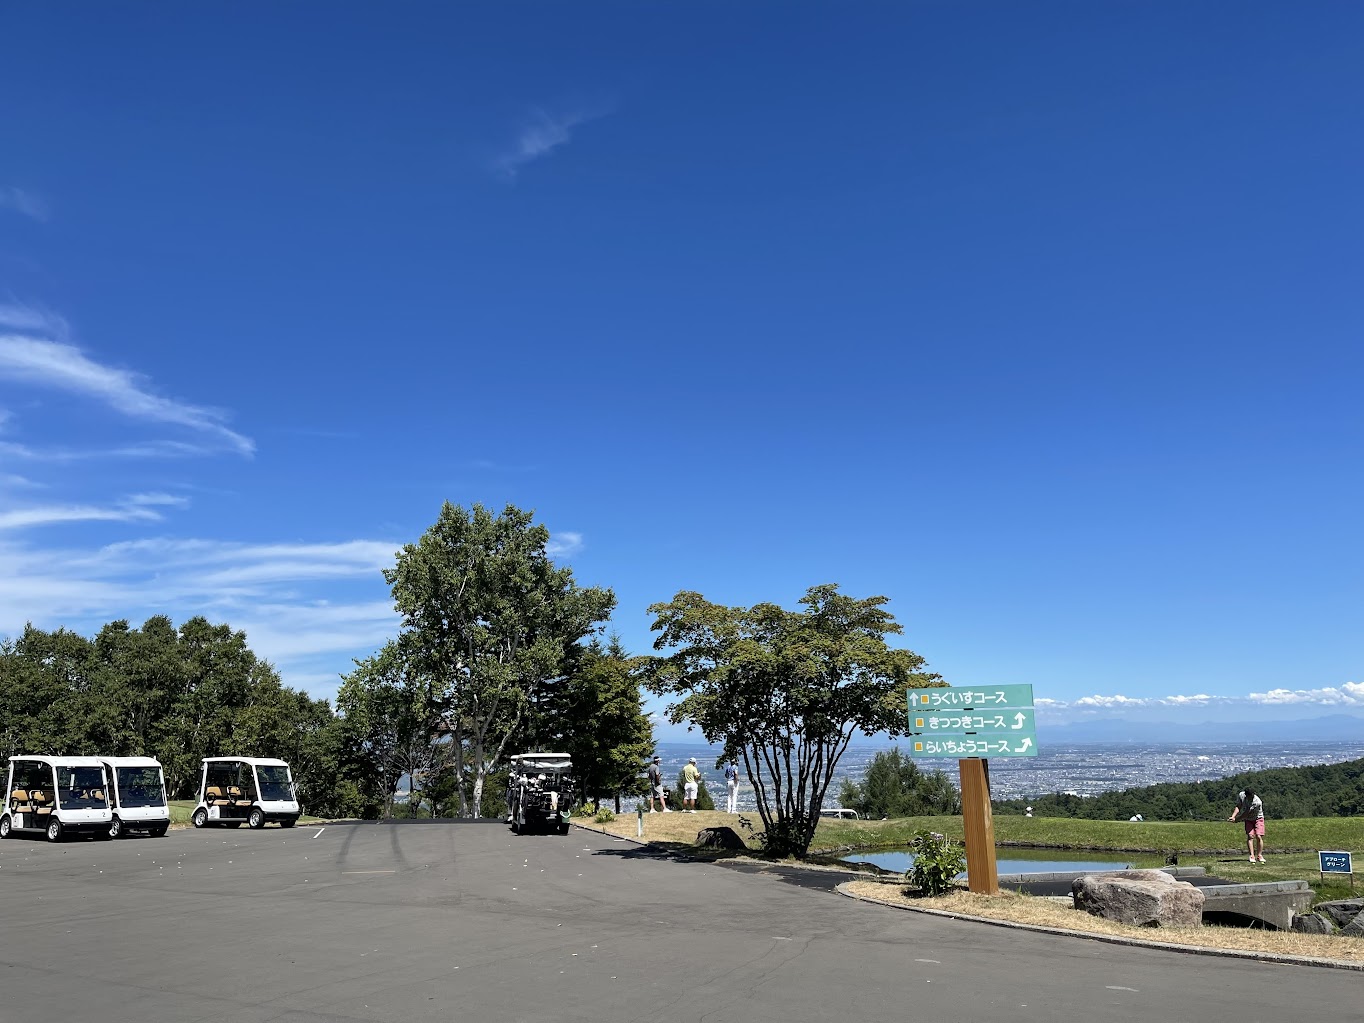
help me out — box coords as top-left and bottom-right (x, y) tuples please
(507, 752), (575, 835)
(100, 756), (170, 838)
(191, 757), (301, 830)
(1, 756), (115, 842)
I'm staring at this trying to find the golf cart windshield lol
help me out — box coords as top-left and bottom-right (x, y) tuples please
(116, 767), (166, 808)
(57, 766), (109, 809)
(256, 765), (293, 802)
(513, 757), (571, 774)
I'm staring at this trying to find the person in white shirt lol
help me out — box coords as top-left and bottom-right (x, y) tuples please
(723, 761), (739, 813)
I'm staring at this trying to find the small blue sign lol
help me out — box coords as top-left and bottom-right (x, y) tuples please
(1319, 850), (1354, 874)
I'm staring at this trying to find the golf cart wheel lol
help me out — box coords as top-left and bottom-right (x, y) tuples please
(247, 808), (265, 829)
(150, 825), (168, 838)
(191, 808), (208, 829)
(280, 818), (296, 829)
(0, 815), (11, 839)
(108, 817), (123, 840)
(45, 819), (63, 843)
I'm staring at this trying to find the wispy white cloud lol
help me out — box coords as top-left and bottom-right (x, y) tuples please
(0, 303), (67, 335)
(0, 334), (254, 456)
(0, 535), (401, 698)
(547, 531), (584, 556)
(0, 187), (47, 221)
(1037, 685), (1364, 716)
(0, 500), (166, 531)
(493, 105), (610, 179)
(124, 492), (191, 509)
(1248, 682), (1364, 706)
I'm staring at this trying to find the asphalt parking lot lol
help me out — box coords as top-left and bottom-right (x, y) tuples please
(0, 821), (1355, 1022)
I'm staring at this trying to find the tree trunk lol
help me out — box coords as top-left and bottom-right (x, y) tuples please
(471, 735), (485, 818)
(452, 719), (469, 817)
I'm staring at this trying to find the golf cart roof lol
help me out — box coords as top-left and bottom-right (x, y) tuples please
(201, 757), (291, 767)
(99, 756), (164, 769)
(9, 755), (107, 769)
(510, 753), (572, 771)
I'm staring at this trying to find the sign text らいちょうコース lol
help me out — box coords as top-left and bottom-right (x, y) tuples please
(908, 683), (1037, 759)
(910, 736), (1038, 757)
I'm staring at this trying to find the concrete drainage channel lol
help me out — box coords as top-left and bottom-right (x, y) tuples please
(1002, 866), (1316, 931)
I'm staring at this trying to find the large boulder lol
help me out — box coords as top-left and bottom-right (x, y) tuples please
(696, 826), (746, 851)
(1316, 899), (1364, 931)
(1291, 912), (1335, 934)
(1072, 870), (1205, 928)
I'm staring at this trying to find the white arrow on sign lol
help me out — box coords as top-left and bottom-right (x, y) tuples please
(1018, 737), (1034, 752)
(1013, 712), (1026, 729)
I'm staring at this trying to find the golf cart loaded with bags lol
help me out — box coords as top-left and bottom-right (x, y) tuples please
(507, 752), (575, 834)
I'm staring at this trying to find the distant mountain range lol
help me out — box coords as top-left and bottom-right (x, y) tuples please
(1037, 713), (1364, 743)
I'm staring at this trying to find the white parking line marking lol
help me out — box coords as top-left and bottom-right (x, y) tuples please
(312, 828), (325, 838)
(343, 870), (396, 874)
(915, 959), (942, 964)
(1106, 986), (1139, 992)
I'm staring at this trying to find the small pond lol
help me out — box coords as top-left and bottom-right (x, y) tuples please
(841, 846), (1162, 875)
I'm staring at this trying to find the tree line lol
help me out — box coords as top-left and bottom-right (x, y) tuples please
(993, 757), (1364, 820)
(5, 502), (943, 855)
(0, 615), (350, 814)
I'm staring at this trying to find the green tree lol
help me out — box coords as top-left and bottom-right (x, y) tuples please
(838, 748), (961, 819)
(0, 628), (84, 761)
(337, 641), (451, 819)
(556, 637), (654, 811)
(383, 502), (615, 817)
(645, 585), (941, 857)
(674, 767), (716, 811)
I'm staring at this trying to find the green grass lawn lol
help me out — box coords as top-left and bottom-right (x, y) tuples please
(810, 814), (1364, 902)
(166, 799), (323, 826)
(812, 814), (1364, 855)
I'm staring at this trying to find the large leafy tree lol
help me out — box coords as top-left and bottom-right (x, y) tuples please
(384, 502), (615, 817)
(645, 584), (942, 857)
(556, 637), (654, 812)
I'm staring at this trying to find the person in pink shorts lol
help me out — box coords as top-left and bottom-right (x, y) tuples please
(1228, 787), (1266, 863)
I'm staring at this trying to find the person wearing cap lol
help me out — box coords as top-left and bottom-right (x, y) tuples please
(682, 757), (702, 813)
(646, 756), (669, 812)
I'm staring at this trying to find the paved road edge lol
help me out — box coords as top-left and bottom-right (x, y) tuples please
(834, 882), (1364, 973)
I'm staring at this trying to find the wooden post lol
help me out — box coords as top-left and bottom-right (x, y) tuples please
(959, 758), (998, 895)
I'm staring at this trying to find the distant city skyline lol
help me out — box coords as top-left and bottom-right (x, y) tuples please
(2, 5), (1359, 725)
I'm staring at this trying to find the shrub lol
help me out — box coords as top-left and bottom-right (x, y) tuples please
(594, 807), (616, 823)
(905, 830), (966, 896)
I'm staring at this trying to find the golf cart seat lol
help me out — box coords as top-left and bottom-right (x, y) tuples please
(29, 790), (53, 815)
(205, 786), (227, 804)
(10, 789), (32, 812)
(227, 786), (253, 806)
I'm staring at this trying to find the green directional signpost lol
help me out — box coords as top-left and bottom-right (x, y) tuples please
(906, 683), (1039, 895)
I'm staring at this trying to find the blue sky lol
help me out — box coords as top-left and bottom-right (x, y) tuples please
(2, 3), (1361, 738)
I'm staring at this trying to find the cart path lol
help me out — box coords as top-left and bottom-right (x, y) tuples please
(0, 820), (1353, 1023)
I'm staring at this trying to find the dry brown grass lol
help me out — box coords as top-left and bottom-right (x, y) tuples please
(581, 809), (766, 849)
(843, 879), (1364, 963)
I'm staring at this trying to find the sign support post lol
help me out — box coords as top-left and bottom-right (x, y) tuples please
(959, 758), (998, 895)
